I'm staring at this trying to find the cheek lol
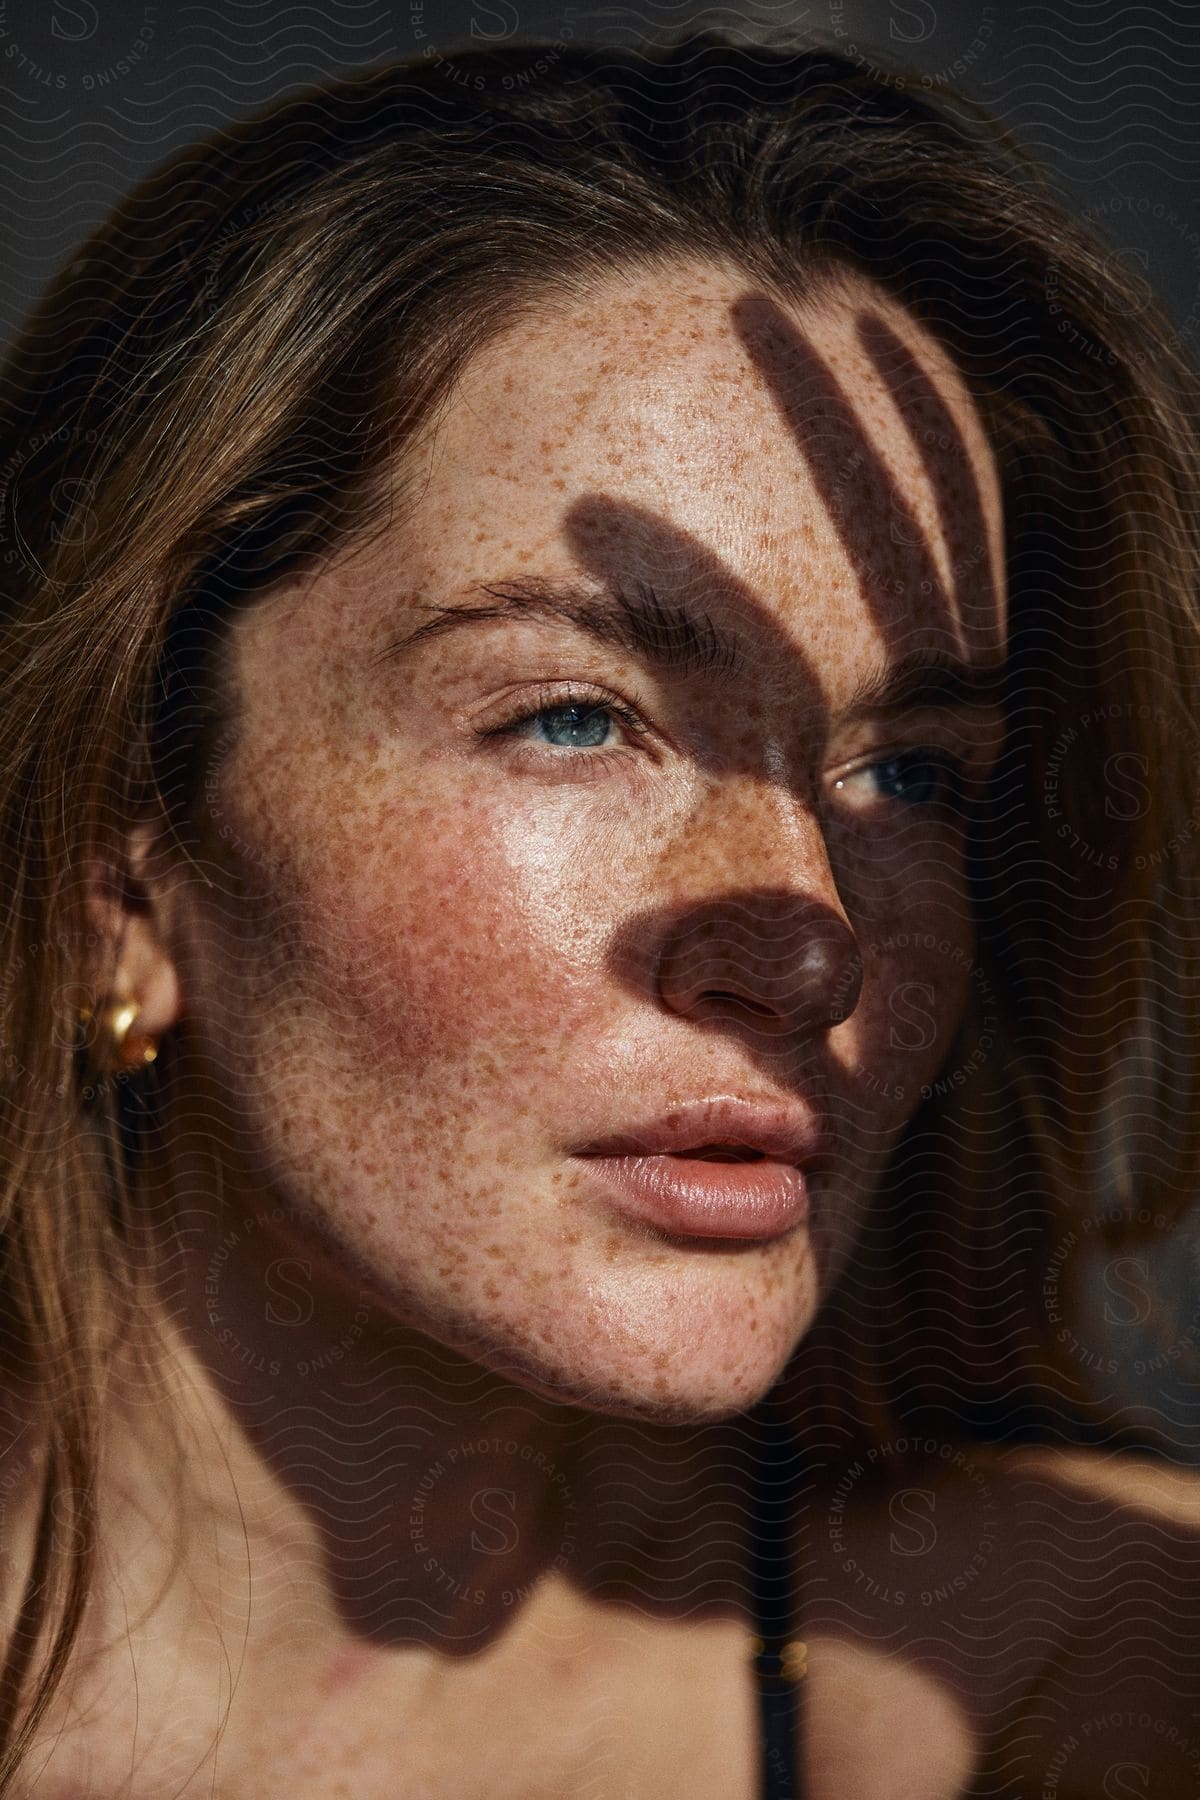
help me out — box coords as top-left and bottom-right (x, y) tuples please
(226, 757), (616, 1083)
(861, 941), (973, 1084)
(833, 881), (977, 1114)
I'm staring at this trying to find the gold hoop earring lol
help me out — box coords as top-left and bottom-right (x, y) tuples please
(77, 1000), (159, 1072)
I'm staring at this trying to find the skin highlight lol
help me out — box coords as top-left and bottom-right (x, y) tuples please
(43, 259), (1007, 1795)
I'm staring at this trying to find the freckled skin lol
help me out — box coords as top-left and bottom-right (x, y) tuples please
(57, 260), (1010, 1794)
(167, 260), (1006, 1426)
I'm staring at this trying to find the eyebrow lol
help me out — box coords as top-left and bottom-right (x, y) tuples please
(375, 575), (1004, 717)
(844, 649), (1006, 718)
(373, 576), (742, 680)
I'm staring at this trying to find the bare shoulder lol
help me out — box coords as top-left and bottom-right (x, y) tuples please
(797, 1437), (1052, 1798)
(976, 1442), (1200, 1796)
(800, 1634), (981, 1800)
(798, 1440), (1200, 1799)
(978, 1438), (1200, 1520)
(966, 1439), (1200, 1646)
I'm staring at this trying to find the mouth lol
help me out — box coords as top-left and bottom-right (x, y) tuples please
(678, 1144), (770, 1162)
(572, 1145), (813, 1241)
(572, 1098), (828, 1242)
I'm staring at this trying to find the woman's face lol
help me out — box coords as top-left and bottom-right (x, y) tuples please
(176, 260), (1006, 1422)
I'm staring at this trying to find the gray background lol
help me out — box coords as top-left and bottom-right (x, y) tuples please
(1, 0), (1198, 353)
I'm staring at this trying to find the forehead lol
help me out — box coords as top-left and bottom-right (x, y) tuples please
(396, 258), (1005, 664)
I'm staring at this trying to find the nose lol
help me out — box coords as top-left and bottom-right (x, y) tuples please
(652, 786), (863, 1038)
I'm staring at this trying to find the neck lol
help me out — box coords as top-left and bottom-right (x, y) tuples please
(125, 1118), (763, 1661)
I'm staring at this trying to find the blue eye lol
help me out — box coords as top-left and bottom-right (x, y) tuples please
(481, 686), (648, 760)
(522, 703), (618, 749)
(866, 751), (963, 806)
(835, 749), (966, 809)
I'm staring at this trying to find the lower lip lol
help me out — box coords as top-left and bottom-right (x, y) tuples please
(576, 1153), (810, 1241)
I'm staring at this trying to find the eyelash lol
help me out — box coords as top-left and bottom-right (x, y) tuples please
(474, 683), (650, 776)
(477, 684), (974, 808)
(834, 748), (971, 812)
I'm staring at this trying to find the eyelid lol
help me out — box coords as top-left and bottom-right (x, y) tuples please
(823, 723), (1002, 819)
(832, 744), (967, 789)
(468, 679), (1004, 786)
(826, 706), (1005, 777)
(472, 679), (652, 742)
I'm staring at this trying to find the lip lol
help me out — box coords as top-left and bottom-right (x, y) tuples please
(573, 1097), (827, 1241)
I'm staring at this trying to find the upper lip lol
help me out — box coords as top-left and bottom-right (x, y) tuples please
(574, 1096), (829, 1169)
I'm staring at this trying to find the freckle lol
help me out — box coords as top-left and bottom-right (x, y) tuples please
(552, 478), (566, 491)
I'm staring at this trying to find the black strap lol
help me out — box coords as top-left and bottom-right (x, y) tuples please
(746, 1399), (806, 1800)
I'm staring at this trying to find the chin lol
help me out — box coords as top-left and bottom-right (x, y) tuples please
(464, 1320), (805, 1425)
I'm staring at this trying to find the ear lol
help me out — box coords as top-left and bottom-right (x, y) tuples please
(84, 819), (183, 1039)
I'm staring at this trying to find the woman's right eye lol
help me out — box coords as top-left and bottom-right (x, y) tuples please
(513, 702), (624, 749)
(475, 684), (650, 762)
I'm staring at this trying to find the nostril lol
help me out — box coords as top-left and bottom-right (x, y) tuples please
(652, 892), (862, 1035)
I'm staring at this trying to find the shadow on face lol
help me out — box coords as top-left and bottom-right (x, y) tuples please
(168, 260), (1008, 1427)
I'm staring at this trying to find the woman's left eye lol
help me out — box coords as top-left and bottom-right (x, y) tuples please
(836, 749), (967, 809)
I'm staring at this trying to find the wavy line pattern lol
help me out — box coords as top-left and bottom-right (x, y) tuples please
(1, 11), (1199, 1800)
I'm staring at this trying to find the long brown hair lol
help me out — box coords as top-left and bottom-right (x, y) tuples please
(2, 29), (1198, 1786)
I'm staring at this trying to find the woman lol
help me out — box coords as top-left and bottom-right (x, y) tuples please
(1, 30), (1198, 1798)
